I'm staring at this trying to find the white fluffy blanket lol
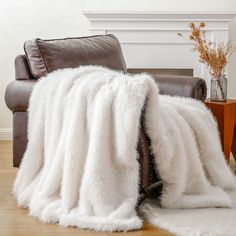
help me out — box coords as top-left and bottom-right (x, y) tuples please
(13, 66), (236, 232)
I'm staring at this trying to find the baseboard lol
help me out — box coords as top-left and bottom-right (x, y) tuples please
(0, 128), (12, 141)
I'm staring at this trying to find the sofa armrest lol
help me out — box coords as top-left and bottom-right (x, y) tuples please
(152, 74), (207, 101)
(5, 80), (37, 112)
(5, 55), (37, 112)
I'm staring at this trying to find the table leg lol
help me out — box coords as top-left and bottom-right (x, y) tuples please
(232, 129), (236, 161)
(223, 105), (235, 161)
(231, 106), (236, 161)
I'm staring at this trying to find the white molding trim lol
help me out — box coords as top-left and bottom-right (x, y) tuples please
(84, 11), (236, 35)
(84, 11), (236, 22)
(0, 128), (12, 141)
(90, 27), (229, 31)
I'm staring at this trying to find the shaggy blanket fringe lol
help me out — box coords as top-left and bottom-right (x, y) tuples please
(13, 66), (236, 232)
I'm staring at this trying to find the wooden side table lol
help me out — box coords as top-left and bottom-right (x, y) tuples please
(204, 99), (236, 162)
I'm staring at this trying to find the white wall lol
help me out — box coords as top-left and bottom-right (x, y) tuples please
(0, 0), (236, 139)
(229, 19), (236, 99)
(86, 0), (236, 12)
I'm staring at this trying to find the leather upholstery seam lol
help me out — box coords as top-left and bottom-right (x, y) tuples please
(35, 39), (49, 75)
(37, 34), (114, 43)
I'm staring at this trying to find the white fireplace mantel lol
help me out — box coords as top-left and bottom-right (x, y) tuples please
(84, 11), (236, 96)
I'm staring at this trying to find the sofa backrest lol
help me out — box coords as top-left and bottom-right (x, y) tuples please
(22, 34), (127, 79)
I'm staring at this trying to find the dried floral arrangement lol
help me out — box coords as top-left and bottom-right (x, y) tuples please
(178, 22), (235, 100)
(178, 22), (234, 79)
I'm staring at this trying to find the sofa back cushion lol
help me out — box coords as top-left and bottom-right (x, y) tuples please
(24, 34), (127, 79)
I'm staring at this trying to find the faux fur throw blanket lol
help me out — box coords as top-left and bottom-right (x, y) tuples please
(14, 66), (236, 232)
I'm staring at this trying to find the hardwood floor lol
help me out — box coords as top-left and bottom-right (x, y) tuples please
(0, 141), (172, 236)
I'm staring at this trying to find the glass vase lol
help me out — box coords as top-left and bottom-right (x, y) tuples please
(210, 75), (227, 102)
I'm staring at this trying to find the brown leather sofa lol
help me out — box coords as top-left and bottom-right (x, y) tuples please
(5, 34), (207, 199)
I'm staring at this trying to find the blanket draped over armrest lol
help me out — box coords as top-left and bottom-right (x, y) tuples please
(13, 66), (236, 232)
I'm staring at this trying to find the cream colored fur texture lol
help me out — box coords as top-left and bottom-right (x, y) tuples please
(13, 66), (236, 232)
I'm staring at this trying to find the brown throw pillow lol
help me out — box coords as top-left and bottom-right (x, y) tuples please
(24, 34), (127, 79)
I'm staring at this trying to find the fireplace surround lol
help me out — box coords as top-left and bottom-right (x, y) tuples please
(84, 11), (236, 96)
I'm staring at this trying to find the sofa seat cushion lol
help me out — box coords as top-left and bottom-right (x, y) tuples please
(24, 34), (127, 79)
